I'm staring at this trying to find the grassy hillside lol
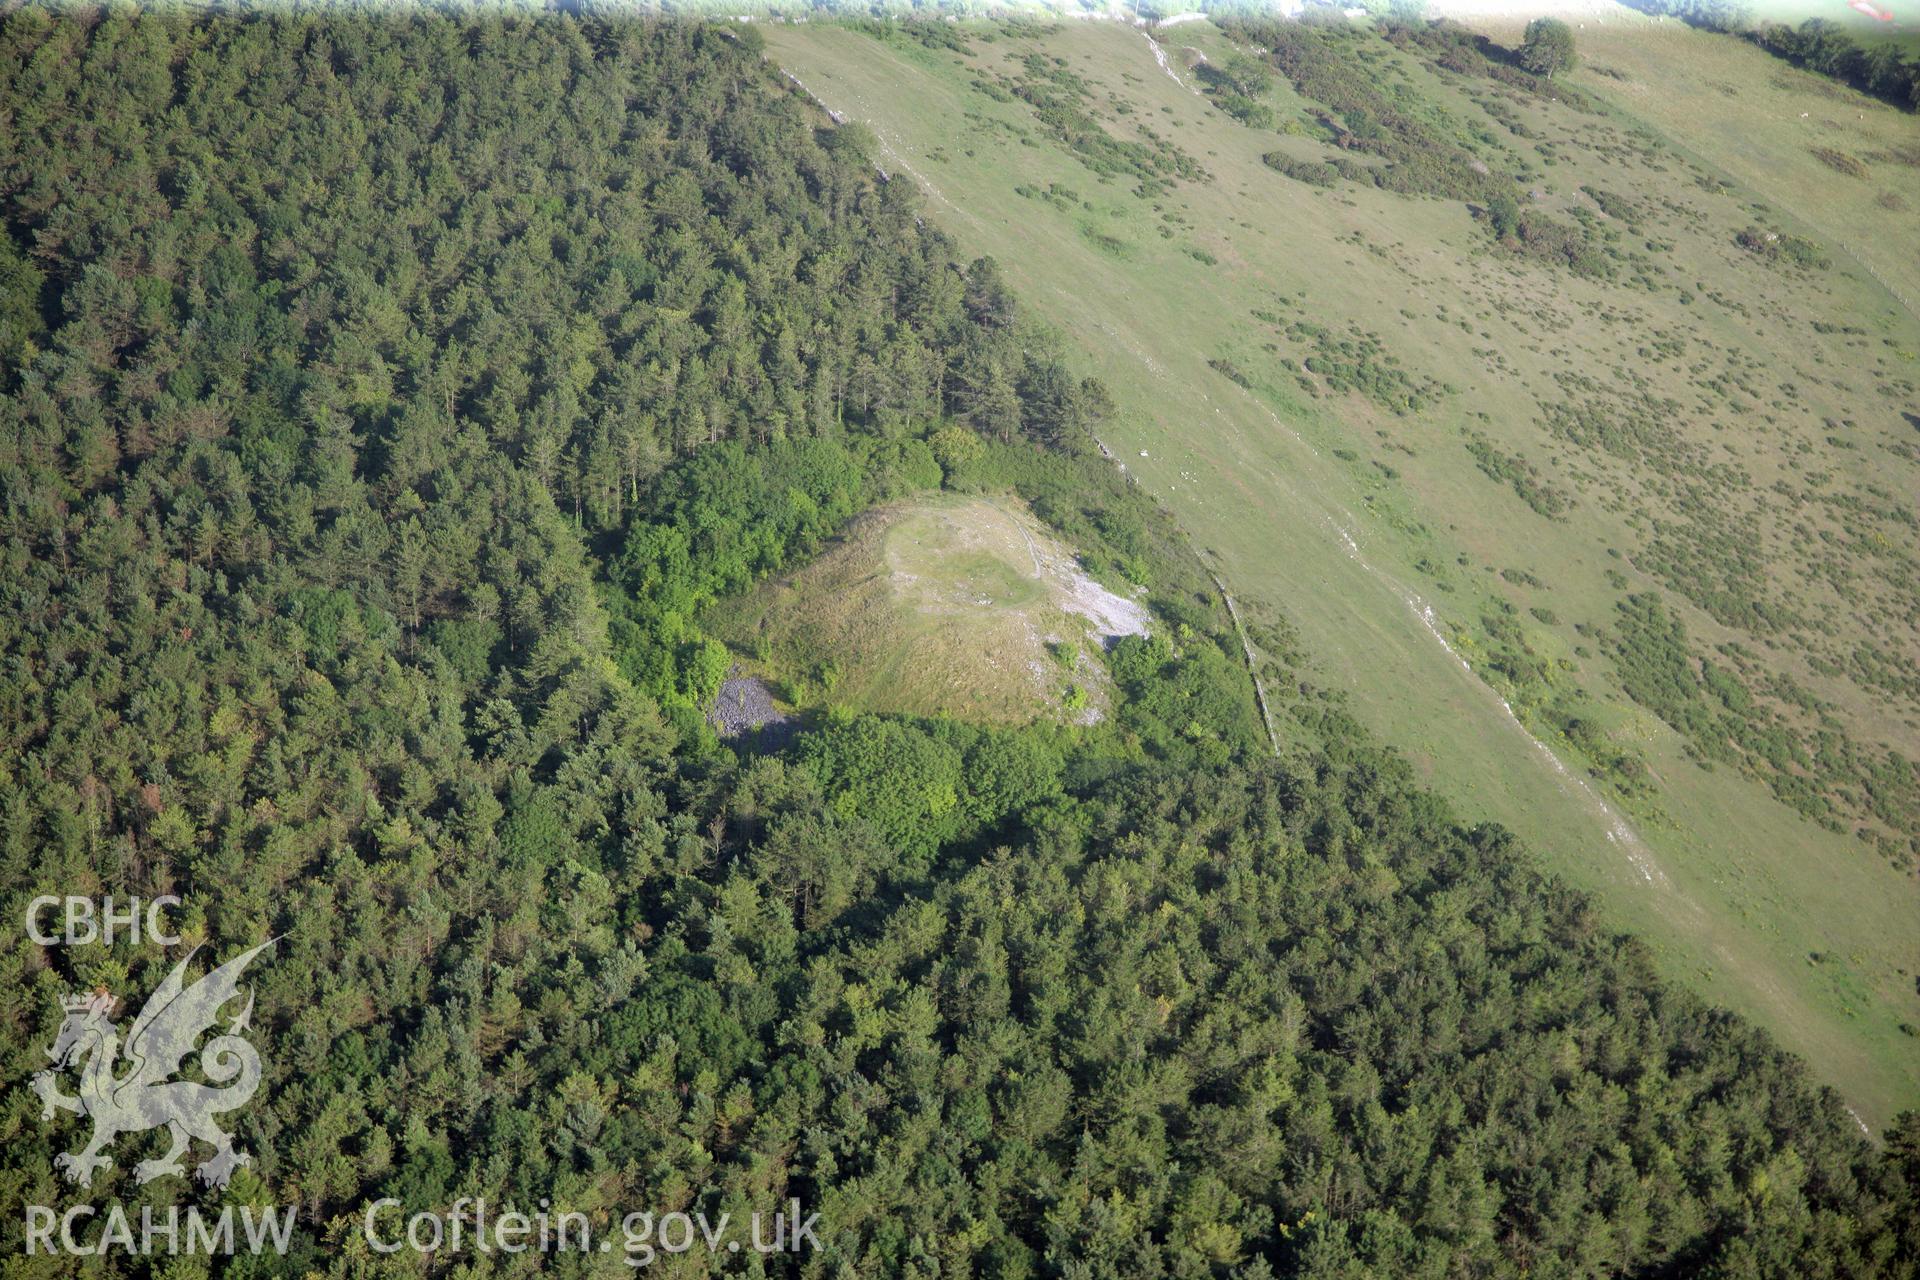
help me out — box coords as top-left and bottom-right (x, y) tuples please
(1565, 13), (1920, 313)
(714, 493), (1144, 724)
(765, 11), (1920, 1128)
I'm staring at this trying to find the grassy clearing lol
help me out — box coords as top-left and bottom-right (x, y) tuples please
(767, 14), (1920, 1128)
(711, 493), (1140, 726)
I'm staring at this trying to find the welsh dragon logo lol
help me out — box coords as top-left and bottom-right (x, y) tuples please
(31, 940), (276, 1189)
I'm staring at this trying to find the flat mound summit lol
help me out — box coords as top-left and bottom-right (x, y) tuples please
(712, 494), (1147, 726)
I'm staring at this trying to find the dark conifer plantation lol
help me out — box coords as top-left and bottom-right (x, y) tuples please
(0, 10), (1915, 1276)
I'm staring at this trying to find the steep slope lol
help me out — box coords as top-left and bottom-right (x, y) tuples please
(765, 12), (1920, 1128)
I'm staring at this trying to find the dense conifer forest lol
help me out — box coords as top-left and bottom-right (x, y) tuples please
(1, 9), (1916, 1276)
